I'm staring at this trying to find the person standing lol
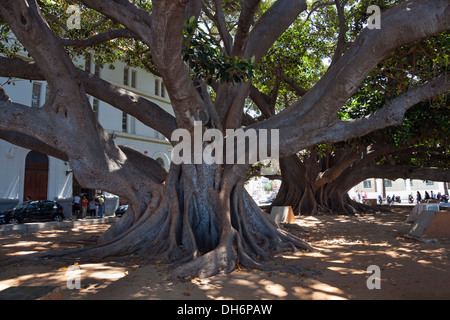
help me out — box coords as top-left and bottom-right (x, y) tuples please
(98, 195), (105, 218)
(81, 196), (88, 218)
(89, 197), (97, 218)
(72, 194), (81, 219)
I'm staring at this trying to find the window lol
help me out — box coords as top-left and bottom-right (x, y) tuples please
(384, 180), (393, 188)
(363, 180), (371, 188)
(122, 112), (128, 132)
(129, 116), (136, 134)
(155, 78), (160, 96)
(92, 98), (99, 120)
(131, 70), (137, 88)
(31, 82), (42, 108)
(42, 201), (55, 210)
(161, 82), (165, 98)
(123, 67), (129, 86)
(27, 201), (40, 211)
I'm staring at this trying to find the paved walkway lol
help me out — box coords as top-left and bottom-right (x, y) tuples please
(0, 216), (118, 236)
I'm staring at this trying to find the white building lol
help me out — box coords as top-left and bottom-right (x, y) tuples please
(0, 56), (173, 216)
(350, 178), (449, 202)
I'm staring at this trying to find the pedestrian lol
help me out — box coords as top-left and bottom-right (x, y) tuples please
(81, 196), (88, 218)
(89, 197), (97, 218)
(430, 191), (435, 199)
(416, 191), (422, 203)
(98, 195), (105, 218)
(72, 194), (81, 219)
(424, 191), (430, 200)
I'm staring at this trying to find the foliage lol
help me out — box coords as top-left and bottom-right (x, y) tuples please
(183, 16), (255, 85)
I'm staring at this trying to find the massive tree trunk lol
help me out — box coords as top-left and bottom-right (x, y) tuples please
(48, 163), (315, 278)
(271, 155), (306, 214)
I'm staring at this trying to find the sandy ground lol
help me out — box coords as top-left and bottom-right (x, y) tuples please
(0, 206), (449, 300)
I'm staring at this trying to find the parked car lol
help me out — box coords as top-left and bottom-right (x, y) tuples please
(115, 204), (128, 217)
(0, 200), (65, 225)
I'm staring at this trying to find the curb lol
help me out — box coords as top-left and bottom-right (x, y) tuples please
(0, 216), (118, 236)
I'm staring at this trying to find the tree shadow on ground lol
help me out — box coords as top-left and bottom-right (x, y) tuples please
(1, 207), (449, 299)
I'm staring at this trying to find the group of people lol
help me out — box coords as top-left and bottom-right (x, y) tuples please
(416, 190), (442, 203)
(72, 194), (105, 219)
(353, 190), (368, 203)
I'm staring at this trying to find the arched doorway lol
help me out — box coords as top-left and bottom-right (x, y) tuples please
(24, 150), (49, 201)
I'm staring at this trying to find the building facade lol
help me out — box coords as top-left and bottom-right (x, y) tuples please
(0, 56), (173, 216)
(350, 178), (449, 202)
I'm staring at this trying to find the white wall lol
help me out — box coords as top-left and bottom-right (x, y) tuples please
(351, 178), (448, 201)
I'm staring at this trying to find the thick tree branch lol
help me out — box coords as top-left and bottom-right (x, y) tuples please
(232, 0), (261, 56)
(244, 0), (307, 61)
(0, 57), (45, 80)
(281, 74), (308, 97)
(0, 1), (81, 98)
(251, 0), (450, 157)
(78, 70), (177, 139)
(79, 0), (153, 46)
(150, 0), (206, 129)
(249, 85), (273, 118)
(0, 130), (69, 161)
(313, 149), (361, 190)
(356, 165), (450, 185)
(329, 0), (348, 66)
(59, 28), (136, 47)
(0, 99), (64, 151)
(0, 57), (177, 139)
(327, 75), (449, 145)
(202, 0), (233, 55)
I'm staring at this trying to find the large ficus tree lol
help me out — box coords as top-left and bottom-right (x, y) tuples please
(0, 0), (448, 278)
(264, 25), (450, 216)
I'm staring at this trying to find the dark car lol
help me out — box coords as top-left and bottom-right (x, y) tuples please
(0, 200), (65, 225)
(115, 204), (128, 217)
